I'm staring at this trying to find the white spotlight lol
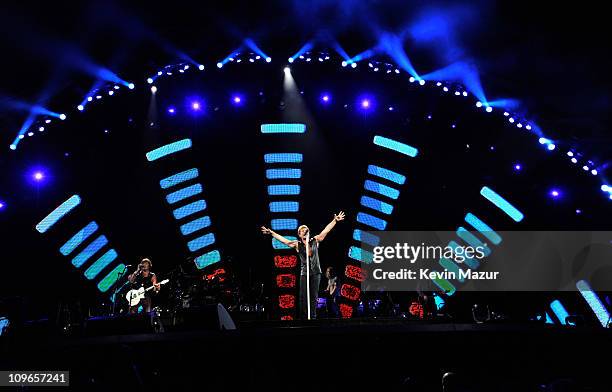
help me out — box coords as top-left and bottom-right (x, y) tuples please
(265, 57), (272, 63)
(9, 144), (16, 150)
(127, 83), (135, 89)
(198, 64), (205, 71)
(591, 169), (598, 175)
(284, 66), (291, 73)
(147, 78), (154, 84)
(151, 86), (158, 93)
(419, 79), (425, 86)
(59, 114), (67, 120)
(39, 126), (44, 132)
(288, 57), (294, 63)
(217, 62), (223, 68)
(77, 105), (84, 111)
(486, 106), (493, 113)
(351, 62), (357, 68)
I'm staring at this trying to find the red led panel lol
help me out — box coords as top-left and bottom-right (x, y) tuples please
(276, 273), (296, 288)
(345, 264), (367, 282)
(340, 284), (361, 301)
(274, 255), (297, 268)
(339, 303), (353, 319)
(279, 294), (296, 309)
(281, 315), (294, 321)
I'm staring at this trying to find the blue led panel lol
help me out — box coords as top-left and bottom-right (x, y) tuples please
(348, 246), (373, 263)
(166, 184), (203, 204)
(271, 219), (298, 231)
(357, 212), (387, 230)
(160, 168), (199, 189)
(480, 186), (524, 222)
(448, 240), (480, 269)
(367, 165), (406, 185)
(360, 196), (394, 215)
(60, 221), (98, 256)
(550, 300), (571, 325)
(456, 227), (492, 256)
(577, 280), (611, 327)
(464, 213), (502, 245)
(273, 236), (298, 249)
(264, 153), (303, 163)
(194, 250), (221, 269)
(268, 185), (300, 195)
(373, 136), (418, 157)
(97, 264), (127, 292)
(173, 200), (207, 220)
(36, 195), (81, 233)
(146, 139), (192, 161)
(84, 249), (118, 280)
(270, 201), (299, 212)
(261, 124), (306, 134)
(72, 235), (108, 268)
(364, 180), (400, 200)
(353, 229), (380, 247)
(266, 168), (301, 179)
(180, 216), (211, 236)
(187, 233), (216, 252)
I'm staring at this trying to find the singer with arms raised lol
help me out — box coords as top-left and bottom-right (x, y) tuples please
(127, 258), (160, 314)
(261, 211), (345, 319)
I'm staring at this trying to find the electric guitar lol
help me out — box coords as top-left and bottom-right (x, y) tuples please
(126, 279), (169, 306)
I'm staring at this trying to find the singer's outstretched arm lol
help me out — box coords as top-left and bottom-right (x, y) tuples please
(314, 211), (345, 242)
(261, 226), (298, 248)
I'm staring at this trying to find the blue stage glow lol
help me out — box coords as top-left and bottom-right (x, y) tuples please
(549, 189), (561, 199)
(232, 95), (243, 105)
(360, 98), (372, 110)
(97, 264), (127, 293)
(456, 227), (491, 256)
(421, 62), (488, 104)
(60, 221), (99, 256)
(377, 32), (420, 79)
(289, 41), (314, 62)
(166, 184), (203, 204)
(160, 168), (199, 189)
(367, 165), (406, 185)
(264, 153), (303, 163)
(373, 136), (419, 157)
(0, 201), (5, 209)
(146, 139), (192, 161)
(550, 300), (571, 325)
(33, 171), (45, 182)
(448, 240), (480, 269)
(480, 186), (524, 222)
(269, 201), (299, 213)
(187, 233), (216, 252)
(84, 249), (118, 280)
(173, 200), (207, 220)
(357, 212), (387, 230)
(271, 219), (298, 231)
(268, 185), (301, 195)
(72, 235), (108, 268)
(364, 180), (400, 200)
(261, 124), (306, 134)
(244, 38), (270, 60)
(194, 250), (221, 269)
(36, 195), (81, 233)
(353, 229), (381, 247)
(464, 213), (502, 245)
(348, 246), (374, 263)
(273, 236), (298, 249)
(331, 41), (351, 61)
(576, 280), (611, 327)
(191, 101), (202, 111)
(180, 216), (211, 236)
(167, 106), (176, 114)
(321, 93), (331, 103)
(514, 163), (522, 171)
(266, 168), (302, 179)
(360, 196), (394, 215)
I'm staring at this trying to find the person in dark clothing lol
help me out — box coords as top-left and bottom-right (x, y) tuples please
(127, 258), (160, 314)
(261, 211), (345, 319)
(324, 266), (340, 317)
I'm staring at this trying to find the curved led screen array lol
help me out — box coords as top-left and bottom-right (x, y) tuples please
(340, 135), (419, 318)
(36, 195), (127, 293)
(262, 124), (306, 320)
(146, 138), (221, 269)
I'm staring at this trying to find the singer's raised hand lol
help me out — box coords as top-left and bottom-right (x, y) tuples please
(261, 226), (272, 235)
(334, 211), (346, 222)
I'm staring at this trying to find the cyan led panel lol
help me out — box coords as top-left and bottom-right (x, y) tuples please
(373, 136), (418, 157)
(348, 246), (373, 263)
(353, 229), (380, 247)
(36, 195), (81, 233)
(146, 139), (192, 161)
(357, 212), (387, 230)
(97, 263), (127, 293)
(550, 300), (570, 325)
(72, 235), (108, 268)
(480, 186), (524, 222)
(271, 219), (298, 231)
(266, 168), (301, 179)
(270, 201), (299, 213)
(187, 233), (216, 252)
(439, 257), (465, 283)
(364, 180), (400, 200)
(166, 184), (203, 204)
(464, 213), (502, 245)
(576, 280), (610, 327)
(194, 250), (221, 269)
(367, 165), (406, 185)
(84, 249), (118, 280)
(160, 168), (199, 189)
(268, 185), (300, 195)
(173, 200), (207, 220)
(60, 221), (98, 256)
(273, 236), (298, 249)
(264, 153), (303, 163)
(261, 124), (306, 134)
(180, 216), (211, 236)
(360, 196), (394, 215)
(456, 227), (492, 257)
(433, 278), (456, 296)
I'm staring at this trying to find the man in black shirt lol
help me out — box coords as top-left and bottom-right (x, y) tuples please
(127, 258), (160, 314)
(261, 211), (345, 319)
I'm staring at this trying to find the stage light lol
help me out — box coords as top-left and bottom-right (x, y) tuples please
(128, 83), (135, 89)
(341, 61), (347, 67)
(77, 105), (84, 111)
(9, 144), (16, 150)
(409, 77), (415, 83)
(266, 57), (272, 63)
(167, 107), (176, 114)
(151, 86), (157, 93)
(114, 85), (120, 90)
(571, 158), (578, 163)
(351, 62), (357, 68)
(602, 185), (610, 192)
(108, 90), (114, 95)
(58, 114), (66, 121)
(147, 78), (153, 84)
(583, 165), (589, 171)
(567, 151), (574, 157)
(19, 135), (24, 139)
(232, 95), (243, 105)
(517, 123), (523, 128)
(361, 99), (370, 109)
(463, 91), (468, 96)
(38, 126), (44, 132)
(591, 169), (598, 175)
(476, 101), (483, 107)
(288, 57), (294, 63)
(191, 101), (201, 110)
(0, 201), (4, 209)
(547, 143), (556, 151)
(504, 112), (509, 116)
(419, 79), (425, 86)
(217, 62), (223, 68)
(284, 66), (291, 73)
(509, 117), (515, 123)
(28, 132), (33, 137)
(550, 189), (561, 198)
(486, 106), (493, 113)
(526, 125), (532, 130)
(388, 106), (394, 111)
(87, 97), (93, 102)
(33, 171), (44, 181)
(198, 64), (204, 71)
(443, 87), (449, 92)
(514, 164), (522, 171)
(255, 55), (261, 60)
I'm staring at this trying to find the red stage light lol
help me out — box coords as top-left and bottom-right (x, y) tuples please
(274, 255), (297, 268)
(276, 274), (296, 288)
(279, 294), (296, 309)
(340, 284), (361, 301)
(280, 315), (294, 321)
(339, 303), (353, 318)
(345, 264), (367, 282)
(409, 302), (424, 319)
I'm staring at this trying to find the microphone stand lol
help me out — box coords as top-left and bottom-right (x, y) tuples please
(111, 265), (129, 316)
(305, 231), (311, 320)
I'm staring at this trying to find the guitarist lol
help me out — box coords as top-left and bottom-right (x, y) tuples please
(127, 258), (160, 314)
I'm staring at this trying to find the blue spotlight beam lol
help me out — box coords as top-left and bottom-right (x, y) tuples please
(289, 41), (314, 62)
(243, 38), (271, 61)
(377, 32), (420, 79)
(146, 139), (192, 161)
(420, 61), (487, 104)
(480, 186), (524, 222)
(36, 195), (81, 233)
